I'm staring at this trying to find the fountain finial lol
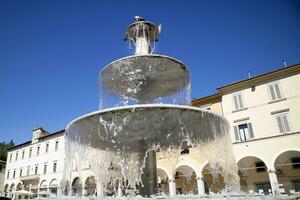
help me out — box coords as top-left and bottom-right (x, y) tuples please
(125, 17), (160, 55)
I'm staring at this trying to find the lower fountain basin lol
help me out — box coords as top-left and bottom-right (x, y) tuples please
(66, 104), (228, 152)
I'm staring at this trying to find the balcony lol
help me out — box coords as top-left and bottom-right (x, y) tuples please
(20, 174), (40, 181)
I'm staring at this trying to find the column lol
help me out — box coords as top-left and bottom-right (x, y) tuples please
(96, 182), (104, 197)
(169, 179), (176, 196)
(117, 179), (122, 197)
(197, 176), (205, 195)
(268, 169), (279, 195)
(82, 186), (87, 196)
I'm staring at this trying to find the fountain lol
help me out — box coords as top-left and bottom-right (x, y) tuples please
(63, 17), (240, 197)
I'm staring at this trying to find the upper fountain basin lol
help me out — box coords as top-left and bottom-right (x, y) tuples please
(66, 104), (228, 152)
(99, 54), (190, 104)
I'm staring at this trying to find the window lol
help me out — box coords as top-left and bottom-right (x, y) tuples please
(276, 113), (290, 133)
(255, 162), (266, 172)
(29, 148), (32, 158)
(26, 166), (30, 176)
(34, 165), (38, 175)
(15, 152), (18, 161)
(234, 123), (254, 141)
(53, 162), (57, 173)
(233, 92), (244, 110)
(268, 82), (283, 101)
(43, 164), (47, 174)
(22, 150), (25, 159)
(292, 157), (300, 169)
(45, 143), (49, 153)
(7, 171), (10, 179)
(19, 169), (23, 177)
(55, 141), (59, 151)
(13, 170), (16, 178)
(9, 154), (12, 162)
(37, 146), (40, 156)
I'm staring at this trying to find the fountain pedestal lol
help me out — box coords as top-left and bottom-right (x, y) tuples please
(139, 149), (158, 197)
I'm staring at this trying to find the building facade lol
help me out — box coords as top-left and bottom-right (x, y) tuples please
(2, 63), (300, 197)
(3, 128), (65, 198)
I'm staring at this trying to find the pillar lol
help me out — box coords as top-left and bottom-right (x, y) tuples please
(82, 186), (87, 196)
(117, 179), (122, 197)
(96, 182), (104, 197)
(197, 176), (205, 195)
(169, 179), (176, 196)
(268, 169), (279, 195)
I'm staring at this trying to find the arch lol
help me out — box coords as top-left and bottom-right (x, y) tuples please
(9, 183), (15, 191)
(270, 148), (300, 170)
(273, 150), (300, 194)
(49, 179), (59, 195)
(84, 176), (96, 196)
(16, 182), (22, 190)
(237, 156), (270, 194)
(202, 163), (225, 194)
(157, 166), (172, 179)
(71, 177), (82, 196)
(174, 165), (198, 194)
(157, 168), (169, 195)
(4, 184), (9, 197)
(40, 180), (48, 188)
(175, 161), (201, 178)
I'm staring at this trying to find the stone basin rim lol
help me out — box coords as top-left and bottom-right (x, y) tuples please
(98, 54), (190, 78)
(66, 104), (226, 130)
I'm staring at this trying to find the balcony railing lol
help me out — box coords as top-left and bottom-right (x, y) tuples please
(20, 174), (40, 181)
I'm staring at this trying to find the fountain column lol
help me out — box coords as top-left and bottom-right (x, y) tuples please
(139, 143), (158, 197)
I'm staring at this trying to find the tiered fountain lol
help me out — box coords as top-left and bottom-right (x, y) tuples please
(63, 17), (239, 197)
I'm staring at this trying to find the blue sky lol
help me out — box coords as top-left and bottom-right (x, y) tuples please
(1, 0), (300, 144)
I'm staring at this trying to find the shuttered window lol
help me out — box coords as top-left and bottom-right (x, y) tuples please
(234, 123), (254, 141)
(233, 93), (244, 110)
(276, 114), (290, 133)
(269, 82), (283, 101)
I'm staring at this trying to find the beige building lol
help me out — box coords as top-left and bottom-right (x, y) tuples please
(156, 63), (300, 196)
(2, 63), (300, 197)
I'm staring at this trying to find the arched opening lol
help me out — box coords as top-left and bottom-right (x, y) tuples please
(202, 164), (225, 194)
(9, 183), (15, 198)
(238, 156), (270, 194)
(157, 168), (169, 195)
(274, 150), (300, 194)
(4, 184), (9, 197)
(16, 183), (23, 199)
(85, 176), (96, 196)
(175, 165), (197, 194)
(49, 179), (58, 195)
(39, 180), (48, 197)
(71, 177), (82, 196)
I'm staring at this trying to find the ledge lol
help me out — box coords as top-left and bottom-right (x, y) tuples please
(232, 131), (300, 144)
(232, 107), (248, 113)
(268, 98), (287, 104)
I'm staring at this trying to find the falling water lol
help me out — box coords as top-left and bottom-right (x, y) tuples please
(60, 17), (280, 200)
